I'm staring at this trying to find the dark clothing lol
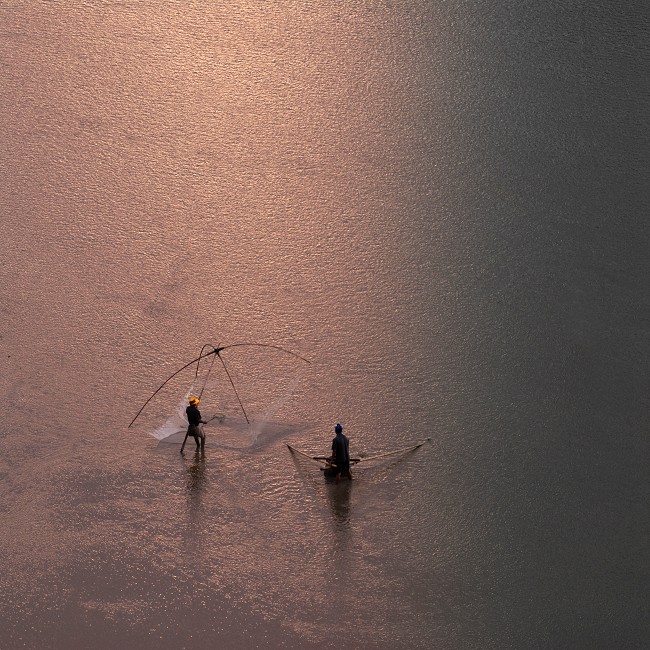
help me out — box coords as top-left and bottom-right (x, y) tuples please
(186, 404), (202, 426)
(185, 405), (205, 451)
(187, 424), (204, 445)
(331, 432), (350, 476)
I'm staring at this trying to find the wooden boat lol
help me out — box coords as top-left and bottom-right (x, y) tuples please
(312, 454), (360, 479)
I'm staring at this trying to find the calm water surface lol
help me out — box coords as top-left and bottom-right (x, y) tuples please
(1, 2), (647, 649)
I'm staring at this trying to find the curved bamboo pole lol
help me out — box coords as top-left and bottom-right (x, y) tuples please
(129, 341), (310, 428)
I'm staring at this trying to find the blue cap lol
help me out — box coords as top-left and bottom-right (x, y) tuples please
(335, 424), (343, 434)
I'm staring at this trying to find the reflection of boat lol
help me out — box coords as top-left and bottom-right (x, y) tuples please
(287, 439), (430, 479)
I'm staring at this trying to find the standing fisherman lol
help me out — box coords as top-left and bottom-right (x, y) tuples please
(331, 423), (352, 482)
(181, 396), (206, 453)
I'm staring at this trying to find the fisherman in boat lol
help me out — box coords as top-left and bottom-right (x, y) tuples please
(181, 396), (206, 453)
(331, 423), (352, 482)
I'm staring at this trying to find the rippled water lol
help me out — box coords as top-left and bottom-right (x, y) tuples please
(1, 2), (647, 649)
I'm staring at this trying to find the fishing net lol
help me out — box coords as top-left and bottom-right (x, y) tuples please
(152, 378), (308, 450)
(132, 342), (312, 449)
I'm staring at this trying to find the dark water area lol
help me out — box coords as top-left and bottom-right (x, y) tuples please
(1, 2), (648, 649)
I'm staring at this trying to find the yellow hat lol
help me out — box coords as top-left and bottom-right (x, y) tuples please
(189, 397), (199, 405)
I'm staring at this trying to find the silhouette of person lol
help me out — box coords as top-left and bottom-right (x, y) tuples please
(181, 396), (206, 453)
(331, 423), (352, 483)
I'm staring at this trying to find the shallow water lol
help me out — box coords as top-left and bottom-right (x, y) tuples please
(1, 2), (648, 649)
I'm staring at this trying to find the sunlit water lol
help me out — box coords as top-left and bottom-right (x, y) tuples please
(1, 2), (647, 649)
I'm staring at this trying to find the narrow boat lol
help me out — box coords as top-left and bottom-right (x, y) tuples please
(287, 444), (359, 478)
(312, 453), (361, 478)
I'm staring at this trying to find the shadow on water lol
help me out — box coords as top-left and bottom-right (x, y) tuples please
(181, 449), (207, 525)
(288, 445), (354, 553)
(325, 479), (352, 526)
(322, 474), (355, 581)
(184, 450), (207, 492)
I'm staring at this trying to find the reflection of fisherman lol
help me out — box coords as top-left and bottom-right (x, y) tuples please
(331, 423), (352, 482)
(181, 397), (206, 453)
